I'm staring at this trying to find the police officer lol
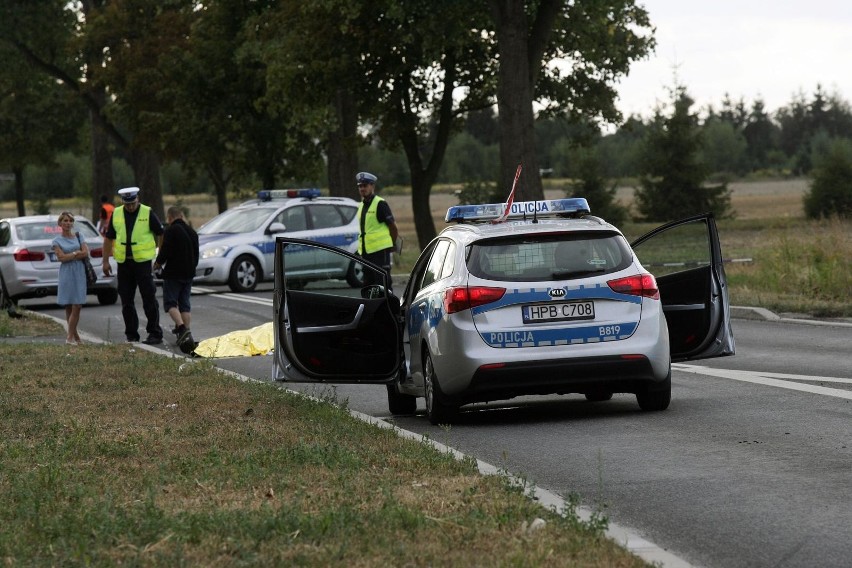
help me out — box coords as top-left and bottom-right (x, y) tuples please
(102, 187), (165, 344)
(355, 172), (399, 286)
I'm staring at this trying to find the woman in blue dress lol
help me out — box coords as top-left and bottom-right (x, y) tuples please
(52, 212), (88, 344)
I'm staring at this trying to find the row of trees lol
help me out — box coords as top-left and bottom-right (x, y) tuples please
(0, 0), (657, 247)
(3, 1), (850, 245)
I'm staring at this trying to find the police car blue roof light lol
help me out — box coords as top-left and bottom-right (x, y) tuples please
(445, 198), (590, 223)
(258, 188), (322, 201)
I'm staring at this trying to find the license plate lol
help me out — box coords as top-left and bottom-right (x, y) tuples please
(522, 301), (595, 324)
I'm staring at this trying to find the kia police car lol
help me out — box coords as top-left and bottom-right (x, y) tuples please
(194, 189), (364, 292)
(272, 197), (735, 424)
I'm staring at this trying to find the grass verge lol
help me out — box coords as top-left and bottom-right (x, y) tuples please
(0, 338), (648, 567)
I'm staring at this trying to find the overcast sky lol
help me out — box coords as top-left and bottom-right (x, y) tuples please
(614, 0), (852, 119)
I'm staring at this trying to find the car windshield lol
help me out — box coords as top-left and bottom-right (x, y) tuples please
(198, 206), (278, 234)
(467, 232), (632, 281)
(15, 221), (98, 241)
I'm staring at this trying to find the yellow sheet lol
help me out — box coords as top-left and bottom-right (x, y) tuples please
(192, 321), (274, 358)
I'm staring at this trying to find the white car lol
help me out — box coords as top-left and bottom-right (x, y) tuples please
(0, 214), (118, 309)
(194, 189), (364, 292)
(271, 197), (735, 424)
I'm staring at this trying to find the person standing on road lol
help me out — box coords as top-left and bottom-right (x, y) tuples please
(355, 172), (399, 286)
(102, 187), (165, 344)
(97, 195), (115, 237)
(153, 206), (199, 353)
(52, 212), (88, 345)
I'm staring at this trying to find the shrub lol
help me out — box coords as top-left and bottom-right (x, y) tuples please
(804, 138), (852, 218)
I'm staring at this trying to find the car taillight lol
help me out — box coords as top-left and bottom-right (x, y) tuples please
(443, 286), (506, 314)
(13, 249), (45, 262)
(607, 273), (660, 300)
(89, 247), (104, 258)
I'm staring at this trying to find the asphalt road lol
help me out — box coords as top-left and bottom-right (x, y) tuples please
(21, 285), (852, 568)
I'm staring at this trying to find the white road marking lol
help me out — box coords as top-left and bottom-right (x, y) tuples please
(192, 287), (274, 306)
(674, 363), (852, 400)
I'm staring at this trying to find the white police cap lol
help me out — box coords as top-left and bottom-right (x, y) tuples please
(118, 187), (140, 203)
(356, 172), (377, 184)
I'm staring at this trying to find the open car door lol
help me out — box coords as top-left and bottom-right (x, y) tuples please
(272, 238), (402, 383)
(631, 213), (735, 362)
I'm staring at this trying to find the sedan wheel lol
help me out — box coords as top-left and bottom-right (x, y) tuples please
(228, 255), (260, 293)
(424, 352), (457, 425)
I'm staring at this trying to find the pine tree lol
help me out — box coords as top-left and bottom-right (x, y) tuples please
(634, 84), (732, 221)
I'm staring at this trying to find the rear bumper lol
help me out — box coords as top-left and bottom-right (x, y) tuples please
(460, 355), (663, 405)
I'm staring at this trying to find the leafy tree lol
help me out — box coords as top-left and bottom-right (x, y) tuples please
(488, 0), (654, 201)
(0, 41), (85, 215)
(566, 147), (627, 225)
(634, 84), (732, 221)
(701, 119), (749, 177)
(804, 137), (852, 218)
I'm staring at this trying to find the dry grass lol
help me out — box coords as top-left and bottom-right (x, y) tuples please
(0, 341), (648, 567)
(4, 177), (849, 316)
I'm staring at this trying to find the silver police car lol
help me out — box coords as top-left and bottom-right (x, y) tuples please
(194, 189), (364, 292)
(272, 197), (735, 424)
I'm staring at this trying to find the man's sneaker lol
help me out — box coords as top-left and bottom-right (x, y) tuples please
(142, 336), (163, 345)
(177, 327), (191, 345)
(178, 332), (197, 354)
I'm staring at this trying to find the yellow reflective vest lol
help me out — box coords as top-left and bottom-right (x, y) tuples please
(112, 204), (157, 262)
(357, 196), (393, 254)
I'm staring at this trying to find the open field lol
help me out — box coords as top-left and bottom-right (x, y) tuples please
(3, 178), (849, 316)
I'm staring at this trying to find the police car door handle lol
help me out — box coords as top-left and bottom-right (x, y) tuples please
(297, 304), (364, 333)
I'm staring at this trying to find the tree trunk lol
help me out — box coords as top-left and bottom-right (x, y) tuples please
(90, 100), (115, 220)
(490, 0), (545, 201)
(13, 166), (25, 217)
(206, 161), (230, 214)
(129, 148), (165, 222)
(327, 90), (359, 200)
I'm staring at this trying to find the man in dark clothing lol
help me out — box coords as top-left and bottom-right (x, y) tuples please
(154, 206), (200, 353)
(102, 187), (165, 344)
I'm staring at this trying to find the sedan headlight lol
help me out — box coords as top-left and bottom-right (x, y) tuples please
(201, 245), (232, 259)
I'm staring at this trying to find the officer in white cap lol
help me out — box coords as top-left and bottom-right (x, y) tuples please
(102, 187), (166, 344)
(355, 172), (398, 287)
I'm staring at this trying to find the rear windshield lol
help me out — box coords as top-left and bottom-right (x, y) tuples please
(15, 220), (99, 241)
(467, 232), (632, 282)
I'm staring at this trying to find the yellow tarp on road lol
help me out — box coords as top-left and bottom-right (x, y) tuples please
(193, 322), (274, 358)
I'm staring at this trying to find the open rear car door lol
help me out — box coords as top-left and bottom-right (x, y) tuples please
(272, 238), (402, 383)
(631, 213), (735, 362)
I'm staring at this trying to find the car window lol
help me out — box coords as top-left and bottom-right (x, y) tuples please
(275, 206), (307, 232)
(420, 240), (452, 290)
(309, 204), (344, 229)
(439, 242), (456, 279)
(633, 218), (711, 277)
(467, 232), (631, 281)
(0, 222), (10, 246)
(337, 205), (357, 224)
(16, 222), (63, 241)
(198, 206), (278, 234)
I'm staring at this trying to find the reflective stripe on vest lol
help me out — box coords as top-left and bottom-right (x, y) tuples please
(357, 196), (393, 254)
(112, 204), (157, 262)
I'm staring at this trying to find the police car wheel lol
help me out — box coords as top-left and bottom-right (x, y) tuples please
(387, 384), (417, 415)
(424, 352), (457, 425)
(636, 367), (672, 411)
(346, 260), (365, 288)
(228, 255), (260, 293)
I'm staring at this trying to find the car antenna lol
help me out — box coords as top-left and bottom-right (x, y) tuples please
(532, 201), (539, 224)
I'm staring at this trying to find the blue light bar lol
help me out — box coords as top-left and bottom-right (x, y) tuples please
(258, 188), (322, 201)
(444, 198), (591, 223)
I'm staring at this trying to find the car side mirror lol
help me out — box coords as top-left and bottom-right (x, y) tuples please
(268, 222), (286, 233)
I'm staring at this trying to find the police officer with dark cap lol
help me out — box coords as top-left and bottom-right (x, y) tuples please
(355, 172), (399, 286)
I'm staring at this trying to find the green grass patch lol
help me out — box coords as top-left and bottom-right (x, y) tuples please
(0, 343), (648, 567)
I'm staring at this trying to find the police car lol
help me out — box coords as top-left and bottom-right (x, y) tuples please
(271, 197), (735, 424)
(194, 189), (364, 292)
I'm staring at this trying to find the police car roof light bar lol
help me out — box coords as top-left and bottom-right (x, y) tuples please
(444, 197), (591, 223)
(258, 188), (322, 201)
